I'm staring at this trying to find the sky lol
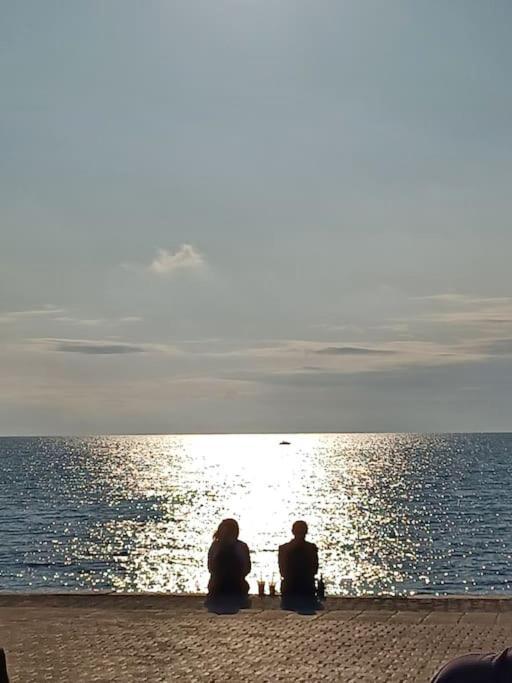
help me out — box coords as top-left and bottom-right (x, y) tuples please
(1, 0), (511, 434)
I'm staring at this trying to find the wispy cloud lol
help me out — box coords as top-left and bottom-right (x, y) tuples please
(34, 337), (178, 356)
(0, 307), (143, 329)
(53, 317), (103, 327)
(54, 340), (146, 355)
(413, 294), (473, 303)
(0, 305), (64, 323)
(316, 346), (396, 356)
(119, 316), (143, 323)
(475, 338), (512, 356)
(412, 294), (512, 326)
(415, 294), (511, 305)
(53, 316), (143, 327)
(148, 244), (204, 275)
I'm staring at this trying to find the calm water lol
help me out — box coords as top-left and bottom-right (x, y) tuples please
(1, 433), (512, 595)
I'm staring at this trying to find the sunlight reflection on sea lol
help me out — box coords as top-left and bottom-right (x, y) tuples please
(1, 433), (512, 595)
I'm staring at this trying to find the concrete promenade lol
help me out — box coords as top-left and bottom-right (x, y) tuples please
(2, 594), (512, 682)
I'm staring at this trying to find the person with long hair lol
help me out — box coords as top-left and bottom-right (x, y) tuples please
(205, 518), (251, 611)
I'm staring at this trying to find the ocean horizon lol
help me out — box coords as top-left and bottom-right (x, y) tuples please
(3, 431), (510, 436)
(2, 432), (512, 596)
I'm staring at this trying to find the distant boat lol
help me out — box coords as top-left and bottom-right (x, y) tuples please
(279, 440), (291, 445)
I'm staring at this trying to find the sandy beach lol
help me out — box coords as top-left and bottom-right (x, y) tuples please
(2, 594), (512, 681)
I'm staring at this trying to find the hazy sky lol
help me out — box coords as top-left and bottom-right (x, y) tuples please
(1, 1), (511, 434)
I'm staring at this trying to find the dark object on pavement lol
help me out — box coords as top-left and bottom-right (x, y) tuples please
(317, 574), (326, 601)
(0, 648), (9, 683)
(431, 647), (512, 682)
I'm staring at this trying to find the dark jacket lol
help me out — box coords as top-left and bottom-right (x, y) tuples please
(278, 538), (318, 597)
(431, 648), (512, 683)
(207, 539), (251, 598)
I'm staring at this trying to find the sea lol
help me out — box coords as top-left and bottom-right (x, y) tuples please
(1, 433), (512, 596)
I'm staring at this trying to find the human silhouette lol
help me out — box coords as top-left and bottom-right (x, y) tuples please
(0, 648), (9, 683)
(205, 518), (251, 613)
(431, 647), (512, 682)
(278, 520), (320, 612)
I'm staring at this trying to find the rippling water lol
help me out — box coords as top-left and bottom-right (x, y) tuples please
(1, 433), (512, 595)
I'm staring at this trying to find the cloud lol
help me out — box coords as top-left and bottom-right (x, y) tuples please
(415, 294), (511, 306)
(223, 352), (507, 389)
(53, 315), (143, 327)
(411, 294), (512, 326)
(0, 305), (64, 323)
(316, 346), (396, 356)
(413, 293), (473, 303)
(181, 338), (483, 377)
(476, 339), (512, 356)
(53, 317), (103, 326)
(148, 244), (204, 275)
(54, 341), (146, 355)
(0, 307), (142, 329)
(31, 337), (181, 358)
(223, 369), (353, 387)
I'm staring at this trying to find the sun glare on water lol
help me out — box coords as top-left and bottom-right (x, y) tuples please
(96, 433), (390, 594)
(5, 433), (502, 596)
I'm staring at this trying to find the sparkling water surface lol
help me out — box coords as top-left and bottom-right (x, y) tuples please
(1, 433), (512, 595)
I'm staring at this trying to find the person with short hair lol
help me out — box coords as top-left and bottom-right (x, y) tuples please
(278, 520), (320, 611)
(431, 647), (512, 682)
(205, 518), (251, 611)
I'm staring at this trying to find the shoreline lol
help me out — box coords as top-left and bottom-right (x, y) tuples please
(3, 592), (512, 612)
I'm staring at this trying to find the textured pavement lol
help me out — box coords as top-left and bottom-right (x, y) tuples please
(2, 595), (512, 682)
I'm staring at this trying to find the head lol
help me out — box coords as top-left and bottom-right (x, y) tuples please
(292, 520), (308, 540)
(214, 518), (239, 542)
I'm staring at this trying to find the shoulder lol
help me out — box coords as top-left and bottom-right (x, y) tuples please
(432, 654), (494, 682)
(279, 541), (291, 552)
(237, 540), (250, 552)
(306, 541), (318, 551)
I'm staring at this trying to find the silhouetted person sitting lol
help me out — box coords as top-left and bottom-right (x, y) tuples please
(431, 647), (512, 682)
(279, 520), (320, 612)
(0, 648), (9, 683)
(205, 518), (251, 613)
